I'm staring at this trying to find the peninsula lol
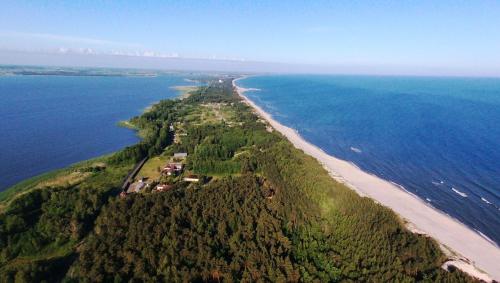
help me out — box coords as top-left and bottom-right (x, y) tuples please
(0, 78), (487, 282)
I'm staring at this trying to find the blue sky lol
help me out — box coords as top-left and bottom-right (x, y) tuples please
(1, 0), (500, 76)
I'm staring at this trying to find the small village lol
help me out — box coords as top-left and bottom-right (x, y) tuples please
(120, 122), (202, 198)
(119, 84), (249, 198)
(120, 150), (203, 198)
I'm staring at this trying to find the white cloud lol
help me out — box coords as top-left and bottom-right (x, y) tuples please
(108, 50), (181, 58)
(0, 31), (185, 59)
(0, 31), (247, 63)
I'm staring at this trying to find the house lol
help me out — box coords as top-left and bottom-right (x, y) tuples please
(127, 179), (147, 193)
(155, 184), (173, 192)
(171, 162), (183, 170)
(163, 166), (174, 176)
(162, 162), (183, 176)
(183, 175), (200, 182)
(174, 152), (188, 159)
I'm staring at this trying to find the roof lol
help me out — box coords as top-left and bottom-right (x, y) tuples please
(156, 184), (173, 191)
(174, 152), (188, 158)
(127, 182), (146, 193)
(163, 163), (183, 171)
(183, 175), (200, 182)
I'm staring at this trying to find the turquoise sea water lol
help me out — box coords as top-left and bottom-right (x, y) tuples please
(0, 74), (195, 191)
(237, 75), (500, 245)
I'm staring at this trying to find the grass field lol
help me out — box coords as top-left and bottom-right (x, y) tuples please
(0, 157), (109, 210)
(136, 155), (170, 181)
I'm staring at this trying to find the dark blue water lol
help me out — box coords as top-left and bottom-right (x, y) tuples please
(237, 75), (500, 245)
(0, 74), (194, 190)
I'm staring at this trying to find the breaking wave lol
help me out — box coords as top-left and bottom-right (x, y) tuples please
(451, 187), (468, 198)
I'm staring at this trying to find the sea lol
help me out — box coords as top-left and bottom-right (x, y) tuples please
(237, 75), (500, 245)
(0, 73), (197, 191)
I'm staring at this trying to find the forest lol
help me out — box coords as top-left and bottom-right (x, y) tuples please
(0, 78), (475, 282)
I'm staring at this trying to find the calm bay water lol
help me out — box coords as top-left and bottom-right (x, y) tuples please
(0, 74), (193, 191)
(238, 75), (500, 245)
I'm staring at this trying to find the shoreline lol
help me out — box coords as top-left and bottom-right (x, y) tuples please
(1, 83), (194, 195)
(117, 85), (197, 137)
(171, 85), (198, 100)
(233, 77), (500, 281)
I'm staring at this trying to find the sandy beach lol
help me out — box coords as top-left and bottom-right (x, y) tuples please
(233, 78), (500, 282)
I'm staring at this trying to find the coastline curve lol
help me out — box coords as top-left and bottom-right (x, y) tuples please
(233, 77), (500, 282)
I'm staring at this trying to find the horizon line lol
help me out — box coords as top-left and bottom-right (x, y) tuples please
(1, 50), (500, 79)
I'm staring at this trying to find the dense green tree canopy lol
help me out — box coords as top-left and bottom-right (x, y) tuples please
(0, 78), (475, 282)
